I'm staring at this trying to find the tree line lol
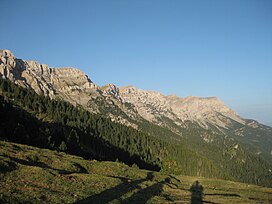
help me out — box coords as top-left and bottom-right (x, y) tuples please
(1, 78), (272, 187)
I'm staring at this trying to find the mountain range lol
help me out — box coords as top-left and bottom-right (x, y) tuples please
(1, 49), (272, 187)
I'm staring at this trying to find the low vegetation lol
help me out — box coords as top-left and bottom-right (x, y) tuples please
(0, 141), (272, 204)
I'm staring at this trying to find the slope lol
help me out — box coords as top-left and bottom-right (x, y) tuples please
(1, 141), (272, 204)
(1, 78), (272, 187)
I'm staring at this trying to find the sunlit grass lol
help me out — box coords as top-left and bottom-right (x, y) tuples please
(0, 141), (271, 203)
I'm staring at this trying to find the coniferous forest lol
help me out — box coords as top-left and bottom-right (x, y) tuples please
(1, 79), (272, 187)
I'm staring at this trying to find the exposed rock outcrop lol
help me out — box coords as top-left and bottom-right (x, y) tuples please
(0, 49), (251, 132)
(119, 86), (245, 129)
(0, 49), (99, 106)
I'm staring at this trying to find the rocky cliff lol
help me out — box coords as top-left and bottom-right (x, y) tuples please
(0, 49), (99, 106)
(118, 86), (245, 130)
(0, 49), (260, 131)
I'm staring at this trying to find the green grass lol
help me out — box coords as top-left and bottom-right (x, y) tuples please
(0, 141), (272, 204)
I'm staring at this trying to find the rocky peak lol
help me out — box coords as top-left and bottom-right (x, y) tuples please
(0, 50), (99, 101)
(52, 67), (87, 79)
(50, 67), (97, 90)
(0, 49), (15, 59)
(119, 86), (245, 129)
(120, 86), (167, 104)
(0, 49), (16, 80)
(119, 86), (171, 122)
(101, 83), (125, 103)
(169, 96), (236, 116)
(168, 95), (245, 128)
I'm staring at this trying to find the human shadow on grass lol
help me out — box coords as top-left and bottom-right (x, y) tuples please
(120, 177), (174, 203)
(189, 181), (240, 204)
(75, 172), (166, 204)
(190, 181), (204, 204)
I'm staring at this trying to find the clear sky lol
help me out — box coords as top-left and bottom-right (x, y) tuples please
(1, 0), (272, 125)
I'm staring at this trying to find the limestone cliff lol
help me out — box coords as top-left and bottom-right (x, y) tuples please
(0, 49), (136, 127)
(0, 49), (260, 133)
(0, 49), (99, 107)
(118, 86), (245, 130)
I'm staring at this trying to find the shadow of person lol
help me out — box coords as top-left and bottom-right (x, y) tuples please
(75, 172), (155, 204)
(190, 180), (204, 204)
(121, 176), (175, 203)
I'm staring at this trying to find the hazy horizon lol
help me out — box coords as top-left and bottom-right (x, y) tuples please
(0, 0), (271, 125)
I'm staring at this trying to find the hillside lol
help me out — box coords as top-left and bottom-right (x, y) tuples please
(1, 141), (272, 204)
(1, 48), (272, 188)
(1, 78), (272, 188)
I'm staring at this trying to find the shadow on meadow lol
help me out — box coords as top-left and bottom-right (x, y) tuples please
(190, 180), (204, 204)
(75, 172), (176, 204)
(189, 180), (241, 204)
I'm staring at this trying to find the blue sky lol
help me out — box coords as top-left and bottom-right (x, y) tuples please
(0, 0), (272, 125)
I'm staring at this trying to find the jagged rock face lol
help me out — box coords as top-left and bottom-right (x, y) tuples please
(48, 68), (99, 106)
(119, 86), (171, 123)
(0, 49), (245, 131)
(0, 49), (137, 127)
(0, 49), (99, 106)
(101, 83), (125, 103)
(0, 50), (16, 80)
(119, 86), (245, 129)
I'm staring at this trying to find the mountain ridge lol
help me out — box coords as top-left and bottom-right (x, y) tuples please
(0, 49), (245, 129)
(1, 49), (272, 162)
